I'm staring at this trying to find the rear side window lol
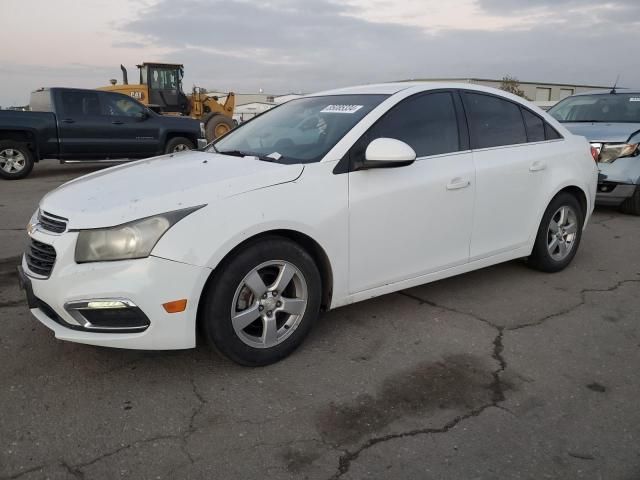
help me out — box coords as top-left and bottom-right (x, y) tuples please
(521, 108), (545, 142)
(463, 92), (527, 149)
(367, 92), (460, 157)
(60, 91), (100, 117)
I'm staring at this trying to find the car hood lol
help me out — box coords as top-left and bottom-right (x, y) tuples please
(40, 151), (304, 229)
(562, 122), (640, 143)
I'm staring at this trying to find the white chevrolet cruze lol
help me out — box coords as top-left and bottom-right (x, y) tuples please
(19, 83), (598, 365)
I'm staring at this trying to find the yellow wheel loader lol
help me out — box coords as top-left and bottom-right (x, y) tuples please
(100, 63), (235, 141)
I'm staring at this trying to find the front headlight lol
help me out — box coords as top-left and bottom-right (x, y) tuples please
(599, 143), (638, 163)
(75, 206), (203, 263)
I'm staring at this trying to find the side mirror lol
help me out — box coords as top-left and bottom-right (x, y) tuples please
(359, 138), (416, 170)
(135, 111), (149, 121)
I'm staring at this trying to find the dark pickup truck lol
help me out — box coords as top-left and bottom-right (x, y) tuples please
(0, 87), (207, 179)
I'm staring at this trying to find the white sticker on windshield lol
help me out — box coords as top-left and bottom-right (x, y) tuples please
(320, 104), (364, 114)
(630, 97), (640, 102)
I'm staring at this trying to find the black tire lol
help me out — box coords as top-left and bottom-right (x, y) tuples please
(0, 141), (34, 180)
(164, 137), (195, 154)
(619, 186), (640, 216)
(527, 192), (584, 273)
(201, 236), (322, 366)
(204, 114), (235, 141)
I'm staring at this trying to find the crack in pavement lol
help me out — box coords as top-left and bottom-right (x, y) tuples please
(1, 379), (207, 480)
(508, 278), (640, 331)
(0, 299), (25, 309)
(328, 306), (509, 479)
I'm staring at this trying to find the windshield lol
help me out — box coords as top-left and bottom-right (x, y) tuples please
(549, 93), (640, 123)
(209, 94), (389, 164)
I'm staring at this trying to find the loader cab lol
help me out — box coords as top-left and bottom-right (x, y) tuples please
(138, 63), (190, 115)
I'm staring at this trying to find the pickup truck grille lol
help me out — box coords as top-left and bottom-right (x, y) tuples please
(26, 239), (56, 278)
(38, 210), (68, 234)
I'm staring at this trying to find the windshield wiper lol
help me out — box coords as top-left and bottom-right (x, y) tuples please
(217, 149), (280, 162)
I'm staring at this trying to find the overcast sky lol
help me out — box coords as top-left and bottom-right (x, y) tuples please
(1, 0), (639, 106)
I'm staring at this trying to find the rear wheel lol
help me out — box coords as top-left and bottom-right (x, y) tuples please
(619, 186), (640, 216)
(527, 192), (584, 272)
(164, 137), (195, 154)
(201, 237), (321, 366)
(0, 141), (34, 180)
(204, 114), (235, 141)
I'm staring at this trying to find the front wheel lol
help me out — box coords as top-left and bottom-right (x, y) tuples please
(527, 192), (584, 272)
(164, 137), (195, 154)
(0, 141), (34, 180)
(201, 237), (322, 366)
(619, 185), (640, 216)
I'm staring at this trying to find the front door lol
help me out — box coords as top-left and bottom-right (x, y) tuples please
(348, 91), (475, 293)
(100, 92), (159, 157)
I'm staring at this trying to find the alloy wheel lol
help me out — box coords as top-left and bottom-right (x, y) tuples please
(172, 144), (190, 153)
(0, 149), (26, 173)
(231, 260), (308, 349)
(547, 205), (579, 261)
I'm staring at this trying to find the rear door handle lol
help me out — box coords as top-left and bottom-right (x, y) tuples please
(61, 118), (75, 124)
(529, 161), (547, 172)
(446, 178), (471, 190)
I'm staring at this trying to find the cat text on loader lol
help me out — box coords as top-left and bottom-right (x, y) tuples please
(100, 63), (235, 141)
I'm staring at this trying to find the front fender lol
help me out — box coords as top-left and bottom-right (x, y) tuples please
(151, 161), (349, 305)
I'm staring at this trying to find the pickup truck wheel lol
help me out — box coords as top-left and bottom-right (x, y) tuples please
(0, 141), (34, 180)
(204, 114), (235, 141)
(619, 186), (640, 216)
(165, 137), (195, 154)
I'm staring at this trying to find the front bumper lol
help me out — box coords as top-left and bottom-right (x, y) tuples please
(596, 157), (640, 205)
(20, 228), (211, 350)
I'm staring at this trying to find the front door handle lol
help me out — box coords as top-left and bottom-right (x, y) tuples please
(446, 178), (471, 190)
(111, 120), (124, 125)
(61, 118), (75, 124)
(529, 160), (547, 172)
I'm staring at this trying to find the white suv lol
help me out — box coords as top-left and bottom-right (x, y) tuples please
(18, 82), (598, 365)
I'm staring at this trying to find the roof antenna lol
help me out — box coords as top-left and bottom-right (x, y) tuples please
(610, 74), (620, 94)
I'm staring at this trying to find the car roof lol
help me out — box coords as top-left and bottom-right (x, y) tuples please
(308, 81), (532, 99)
(571, 89), (640, 96)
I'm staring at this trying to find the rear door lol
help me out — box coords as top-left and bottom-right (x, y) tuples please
(100, 92), (160, 157)
(461, 91), (555, 259)
(55, 89), (113, 158)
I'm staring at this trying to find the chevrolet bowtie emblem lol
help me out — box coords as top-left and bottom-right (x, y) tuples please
(27, 221), (38, 235)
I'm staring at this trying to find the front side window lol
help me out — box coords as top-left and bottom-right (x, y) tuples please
(60, 91), (100, 117)
(364, 92), (460, 157)
(548, 93), (640, 123)
(102, 93), (146, 117)
(211, 94), (388, 164)
(463, 92), (527, 149)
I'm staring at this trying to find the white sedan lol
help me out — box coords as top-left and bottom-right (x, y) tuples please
(19, 82), (599, 365)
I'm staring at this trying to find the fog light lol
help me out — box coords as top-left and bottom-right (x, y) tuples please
(87, 300), (128, 309)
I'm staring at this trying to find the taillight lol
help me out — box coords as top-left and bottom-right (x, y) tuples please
(590, 146), (599, 163)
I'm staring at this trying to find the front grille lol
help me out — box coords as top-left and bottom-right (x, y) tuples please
(38, 210), (68, 234)
(26, 239), (56, 277)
